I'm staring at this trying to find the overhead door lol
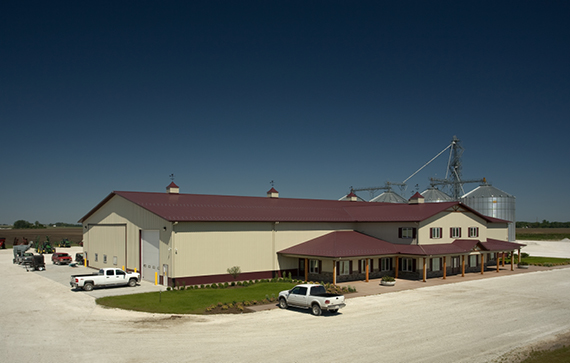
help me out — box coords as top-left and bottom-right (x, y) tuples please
(141, 230), (160, 283)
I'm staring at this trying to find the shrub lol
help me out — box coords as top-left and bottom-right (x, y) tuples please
(221, 305), (229, 310)
(230, 281), (235, 287)
(227, 266), (241, 280)
(381, 275), (395, 282)
(166, 287), (171, 291)
(200, 284), (205, 289)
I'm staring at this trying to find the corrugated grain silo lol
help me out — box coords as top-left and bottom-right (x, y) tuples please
(370, 191), (407, 203)
(461, 184), (516, 241)
(421, 187), (453, 203)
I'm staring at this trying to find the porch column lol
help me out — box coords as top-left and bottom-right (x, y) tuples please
(443, 256), (447, 279)
(480, 253), (485, 274)
(333, 261), (337, 285)
(496, 255), (500, 272)
(502, 252), (505, 267)
(304, 258), (308, 282)
(518, 248), (521, 263)
(510, 251), (514, 271)
(365, 259), (369, 282)
(395, 257), (399, 279)
(461, 255), (465, 277)
(423, 258), (427, 282)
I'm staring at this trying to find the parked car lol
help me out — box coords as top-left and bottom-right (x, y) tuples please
(70, 268), (140, 291)
(278, 284), (346, 316)
(52, 252), (72, 265)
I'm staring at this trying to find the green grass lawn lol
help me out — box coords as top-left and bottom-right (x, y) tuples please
(97, 281), (299, 314)
(506, 256), (570, 266)
(520, 345), (570, 363)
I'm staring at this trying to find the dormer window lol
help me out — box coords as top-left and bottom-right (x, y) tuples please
(399, 227), (416, 239)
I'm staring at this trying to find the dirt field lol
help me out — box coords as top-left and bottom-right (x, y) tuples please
(516, 228), (570, 235)
(0, 227), (83, 246)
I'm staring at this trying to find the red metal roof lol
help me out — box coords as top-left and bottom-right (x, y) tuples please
(278, 231), (399, 258)
(78, 190), (509, 224)
(278, 234), (524, 259)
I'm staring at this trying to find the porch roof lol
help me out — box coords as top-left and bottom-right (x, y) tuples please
(277, 231), (399, 258)
(278, 233), (526, 259)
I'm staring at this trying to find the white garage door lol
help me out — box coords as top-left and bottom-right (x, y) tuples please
(141, 230), (160, 283)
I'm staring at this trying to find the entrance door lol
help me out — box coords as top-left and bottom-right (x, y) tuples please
(141, 230), (160, 283)
(451, 256), (461, 275)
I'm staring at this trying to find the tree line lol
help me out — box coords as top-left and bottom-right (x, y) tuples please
(516, 220), (570, 228)
(11, 220), (81, 229)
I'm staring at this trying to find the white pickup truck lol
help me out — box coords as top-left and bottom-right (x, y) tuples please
(278, 284), (346, 316)
(70, 268), (140, 291)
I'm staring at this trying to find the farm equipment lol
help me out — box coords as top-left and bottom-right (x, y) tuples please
(57, 238), (72, 248)
(13, 242), (34, 263)
(16, 252), (34, 265)
(25, 255), (46, 271)
(36, 236), (56, 254)
(0, 237), (5, 249)
(75, 252), (85, 265)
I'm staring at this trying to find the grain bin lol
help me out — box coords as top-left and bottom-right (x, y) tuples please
(421, 187), (453, 203)
(461, 184), (516, 241)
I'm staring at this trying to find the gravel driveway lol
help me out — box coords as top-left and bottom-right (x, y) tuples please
(1, 244), (569, 363)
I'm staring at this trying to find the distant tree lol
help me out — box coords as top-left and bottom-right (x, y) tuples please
(13, 220), (33, 229)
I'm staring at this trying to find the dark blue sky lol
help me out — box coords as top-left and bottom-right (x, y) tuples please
(1, 1), (569, 224)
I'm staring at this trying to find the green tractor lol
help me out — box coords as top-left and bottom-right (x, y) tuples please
(57, 238), (72, 248)
(36, 236), (56, 254)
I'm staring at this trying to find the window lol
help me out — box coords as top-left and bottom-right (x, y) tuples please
(339, 260), (350, 275)
(380, 258), (391, 271)
(309, 260), (320, 274)
(94, 253), (98, 262)
(401, 258), (414, 272)
(291, 286), (307, 295)
(399, 227), (417, 239)
(450, 227), (462, 238)
(469, 227), (479, 238)
(430, 227), (442, 239)
(103, 255), (107, 264)
(106, 269), (114, 276)
(432, 258), (441, 271)
(470, 255), (477, 267)
(113, 256), (118, 266)
(116, 270), (125, 276)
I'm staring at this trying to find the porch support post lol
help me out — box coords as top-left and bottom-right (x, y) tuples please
(480, 253), (484, 274)
(502, 252), (505, 267)
(333, 261), (337, 285)
(518, 248), (521, 263)
(423, 258), (427, 282)
(304, 258), (308, 282)
(443, 256), (447, 280)
(496, 255), (500, 272)
(461, 255), (465, 277)
(395, 257), (399, 279)
(365, 259), (369, 282)
(511, 251), (514, 271)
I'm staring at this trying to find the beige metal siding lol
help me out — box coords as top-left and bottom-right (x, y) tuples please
(419, 211), (487, 244)
(82, 195), (170, 272)
(87, 224), (126, 269)
(171, 222), (354, 278)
